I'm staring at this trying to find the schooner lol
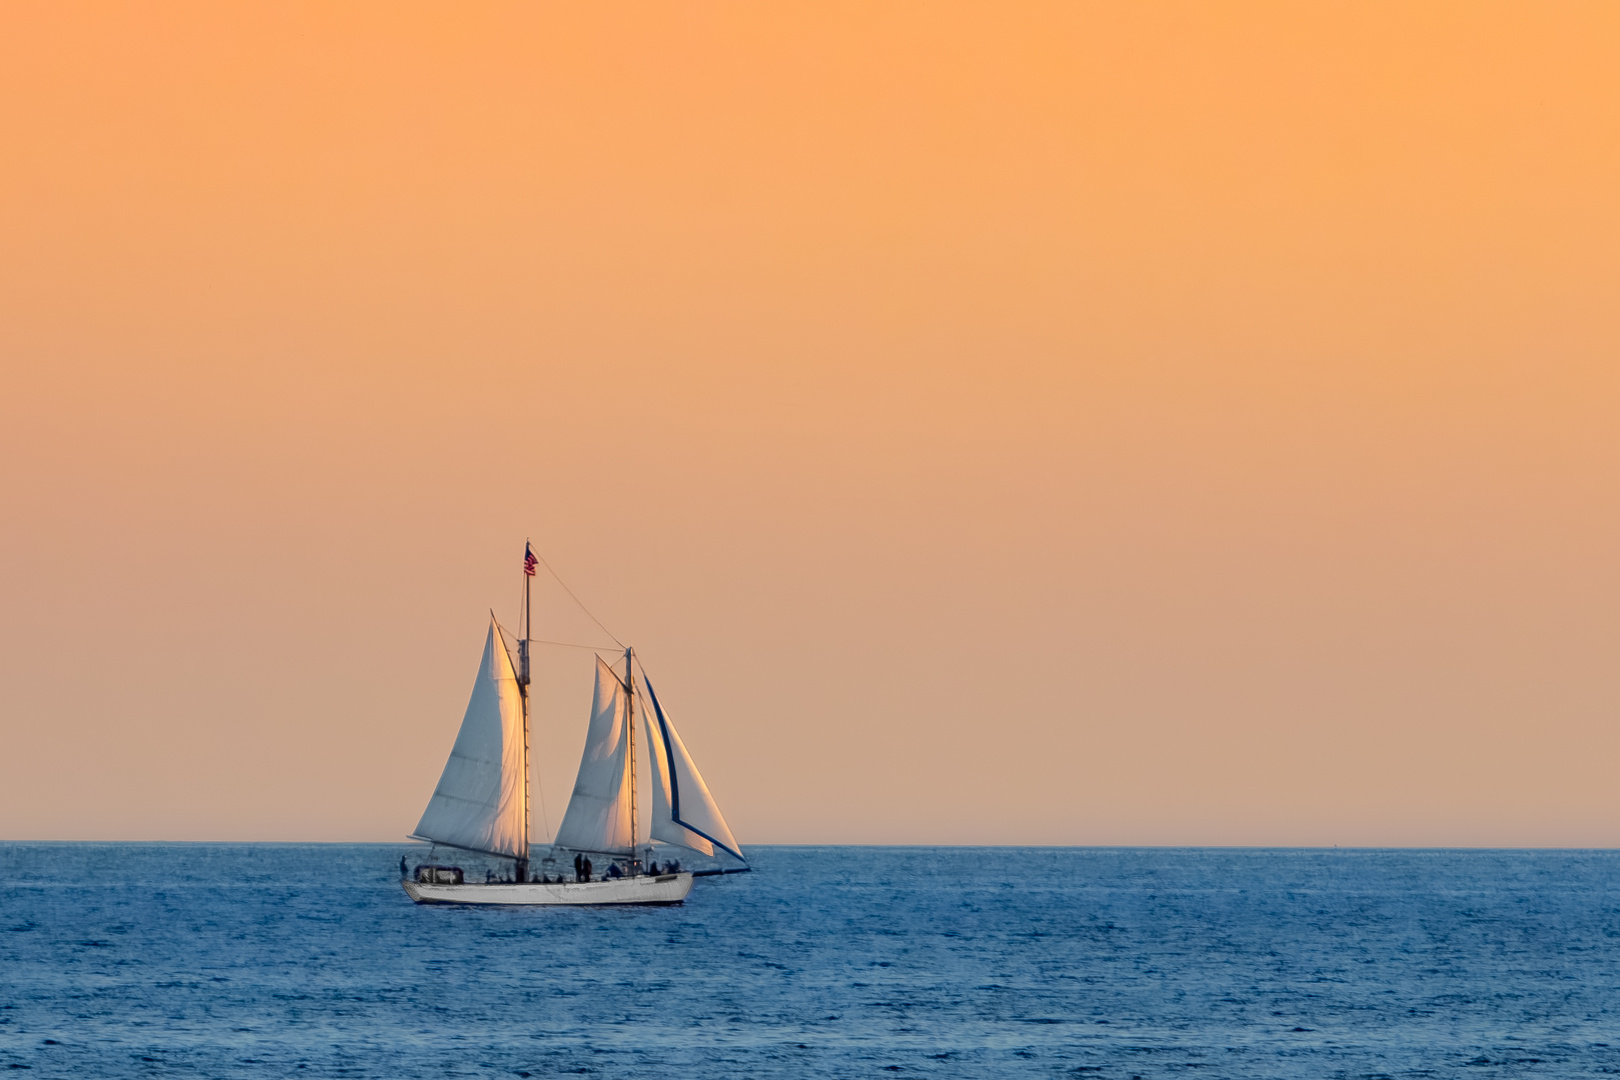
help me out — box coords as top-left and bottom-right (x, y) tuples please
(402, 544), (746, 905)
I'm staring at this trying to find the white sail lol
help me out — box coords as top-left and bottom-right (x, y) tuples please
(411, 618), (529, 859)
(553, 657), (636, 854)
(642, 676), (743, 861)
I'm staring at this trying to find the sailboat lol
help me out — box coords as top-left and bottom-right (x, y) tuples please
(401, 544), (747, 906)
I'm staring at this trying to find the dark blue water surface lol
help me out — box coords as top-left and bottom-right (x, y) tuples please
(3, 845), (1620, 1078)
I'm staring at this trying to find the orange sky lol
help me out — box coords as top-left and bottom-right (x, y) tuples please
(3, 2), (1619, 845)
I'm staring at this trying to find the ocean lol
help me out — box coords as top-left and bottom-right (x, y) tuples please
(1, 844), (1617, 1077)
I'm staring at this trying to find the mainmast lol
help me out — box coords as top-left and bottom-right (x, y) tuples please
(625, 646), (637, 869)
(517, 541), (535, 883)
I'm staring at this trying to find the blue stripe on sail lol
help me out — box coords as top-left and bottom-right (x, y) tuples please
(641, 675), (746, 863)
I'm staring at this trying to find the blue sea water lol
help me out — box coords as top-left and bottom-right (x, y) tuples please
(2, 845), (1619, 1078)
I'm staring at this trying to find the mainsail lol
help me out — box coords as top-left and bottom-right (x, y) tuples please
(553, 657), (636, 854)
(411, 617), (529, 858)
(642, 676), (743, 860)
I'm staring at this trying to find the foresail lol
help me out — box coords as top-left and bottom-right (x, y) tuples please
(642, 676), (743, 861)
(411, 617), (528, 859)
(553, 657), (636, 854)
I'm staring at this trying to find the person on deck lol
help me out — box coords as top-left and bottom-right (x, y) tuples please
(399, 856), (408, 880)
(573, 853), (583, 882)
(582, 856), (593, 882)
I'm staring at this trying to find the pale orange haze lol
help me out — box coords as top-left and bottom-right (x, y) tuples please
(3, 2), (1619, 846)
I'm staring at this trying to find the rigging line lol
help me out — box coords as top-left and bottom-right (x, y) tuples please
(533, 741), (552, 846)
(529, 638), (624, 652)
(630, 653), (662, 697)
(526, 630), (552, 845)
(533, 548), (625, 648)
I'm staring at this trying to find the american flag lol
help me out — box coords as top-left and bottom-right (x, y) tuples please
(523, 544), (538, 577)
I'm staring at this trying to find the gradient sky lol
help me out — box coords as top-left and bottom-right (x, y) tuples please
(3, 2), (1619, 845)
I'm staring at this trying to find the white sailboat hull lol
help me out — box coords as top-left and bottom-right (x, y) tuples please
(402, 872), (694, 906)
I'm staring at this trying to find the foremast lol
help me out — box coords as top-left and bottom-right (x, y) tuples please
(517, 541), (536, 883)
(625, 646), (637, 871)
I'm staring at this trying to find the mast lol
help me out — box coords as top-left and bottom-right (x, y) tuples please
(626, 646), (637, 869)
(517, 542), (533, 883)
